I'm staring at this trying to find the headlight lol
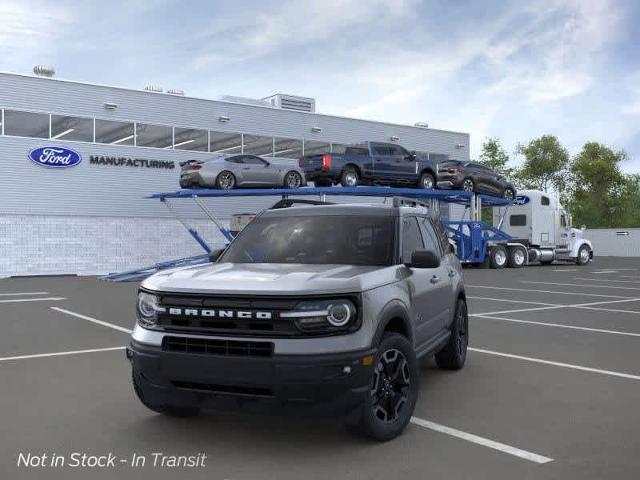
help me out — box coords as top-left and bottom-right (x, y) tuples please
(136, 291), (164, 327)
(282, 299), (358, 334)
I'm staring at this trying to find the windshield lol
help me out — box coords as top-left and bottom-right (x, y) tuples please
(220, 215), (396, 266)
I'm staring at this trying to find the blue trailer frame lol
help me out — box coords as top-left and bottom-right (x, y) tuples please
(102, 186), (512, 281)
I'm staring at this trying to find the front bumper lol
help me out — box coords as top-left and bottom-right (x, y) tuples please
(436, 174), (463, 190)
(128, 339), (375, 418)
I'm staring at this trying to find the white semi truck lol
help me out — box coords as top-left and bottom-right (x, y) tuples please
(491, 189), (593, 268)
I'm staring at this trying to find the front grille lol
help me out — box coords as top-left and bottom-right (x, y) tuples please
(156, 294), (301, 336)
(172, 381), (274, 398)
(162, 336), (273, 357)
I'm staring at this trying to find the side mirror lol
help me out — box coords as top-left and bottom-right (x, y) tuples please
(208, 248), (225, 263)
(581, 225), (586, 231)
(406, 250), (440, 268)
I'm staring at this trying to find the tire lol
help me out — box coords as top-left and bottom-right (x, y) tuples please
(314, 178), (332, 187)
(576, 244), (591, 265)
(461, 178), (475, 192)
(503, 187), (515, 200)
(507, 246), (526, 268)
(132, 371), (200, 417)
(215, 171), (236, 190)
(435, 298), (469, 370)
(489, 245), (507, 269)
(418, 172), (435, 190)
(283, 171), (303, 189)
(340, 167), (359, 187)
(348, 333), (418, 441)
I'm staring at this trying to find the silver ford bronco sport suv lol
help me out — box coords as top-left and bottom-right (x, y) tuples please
(128, 201), (468, 440)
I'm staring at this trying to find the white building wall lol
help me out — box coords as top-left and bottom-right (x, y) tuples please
(583, 228), (640, 257)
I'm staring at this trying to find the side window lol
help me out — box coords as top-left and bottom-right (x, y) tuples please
(401, 217), (425, 262)
(510, 214), (527, 226)
(426, 217), (450, 255)
(243, 155), (266, 165)
(388, 145), (409, 157)
(560, 214), (567, 228)
(226, 155), (244, 164)
(372, 144), (390, 155)
(541, 196), (550, 206)
(418, 218), (442, 257)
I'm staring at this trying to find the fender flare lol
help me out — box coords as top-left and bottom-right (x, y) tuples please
(371, 299), (413, 347)
(570, 238), (593, 258)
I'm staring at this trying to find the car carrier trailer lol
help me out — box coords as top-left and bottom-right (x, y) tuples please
(101, 186), (528, 282)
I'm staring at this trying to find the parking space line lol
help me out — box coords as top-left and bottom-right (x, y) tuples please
(576, 306), (640, 315)
(0, 297), (66, 304)
(469, 347), (640, 381)
(472, 314), (640, 338)
(470, 297), (640, 317)
(522, 281), (640, 291)
(466, 285), (631, 299)
(552, 269), (576, 272)
(573, 277), (640, 284)
(0, 346), (125, 363)
(0, 291), (49, 296)
(410, 417), (553, 464)
(467, 296), (558, 306)
(51, 307), (132, 334)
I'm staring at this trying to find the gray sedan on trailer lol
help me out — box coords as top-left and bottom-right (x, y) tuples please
(179, 154), (307, 190)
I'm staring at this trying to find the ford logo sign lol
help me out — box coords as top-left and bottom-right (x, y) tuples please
(28, 146), (82, 168)
(514, 195), (530, 205)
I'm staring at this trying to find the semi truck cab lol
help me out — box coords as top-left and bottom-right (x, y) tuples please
(494, 189), (593, 265)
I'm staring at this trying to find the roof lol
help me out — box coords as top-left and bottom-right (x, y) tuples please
(263, 203), (400, 217)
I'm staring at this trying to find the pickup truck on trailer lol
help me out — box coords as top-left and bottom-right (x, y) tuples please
(128, 200), (468, 441)
(298, 141), (439, 189)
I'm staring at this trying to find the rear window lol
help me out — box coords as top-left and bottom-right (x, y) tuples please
(345, 145), (369, 156)
(510, 215), (527, 226)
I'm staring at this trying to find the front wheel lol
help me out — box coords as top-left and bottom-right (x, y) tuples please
(283, 171), (303, 189)
(348, 333), (418, 441)
(576, 244), (591, 265)
(503, 187), (515, 200)
(216, 171), (236, 190)
(435, 298), (469, 370)
(462, 178), (475, 192)
(418, 172), (435, 189)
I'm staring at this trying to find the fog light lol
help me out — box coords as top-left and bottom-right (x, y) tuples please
(362, 355), (374, 366)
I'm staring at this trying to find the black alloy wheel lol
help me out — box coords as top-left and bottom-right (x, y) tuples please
(503, 187), (515, 200)
(371, 349), (411, 424)
(462, 178), (475, 192)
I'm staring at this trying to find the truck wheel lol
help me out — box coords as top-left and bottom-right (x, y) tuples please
(216, 171), (236, 190)
(348, 333), (418, 441)
(576, 245), (591, 265)
(340, 167), (359, 187)
(132, 371), (200, 417)
(435, 298), (468, 370)
(507, 246), (526, 268)
(418, 172), (435, 189)
(489, 245), (507, 269)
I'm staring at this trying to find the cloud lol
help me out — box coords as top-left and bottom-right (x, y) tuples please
(0, 1), (71, 51)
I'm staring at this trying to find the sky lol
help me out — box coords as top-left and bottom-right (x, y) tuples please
(1, 0), (639, 171)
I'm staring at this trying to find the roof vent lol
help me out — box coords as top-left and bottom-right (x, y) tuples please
(33, 65), (55, 77)
(144, 85), (163, 93)
(167, 89), (184, 96)
(219, 95), (270, 107)
(414, 122), (429, 128)
(263, 94), (315, 113)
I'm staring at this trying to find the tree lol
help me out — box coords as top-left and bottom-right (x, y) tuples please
(514, 135), (569, 194)
(478, 137), (512, 176)
(568, 143), (640, 227)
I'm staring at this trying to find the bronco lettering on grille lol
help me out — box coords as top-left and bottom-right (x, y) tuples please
(167, 308), (272, 320)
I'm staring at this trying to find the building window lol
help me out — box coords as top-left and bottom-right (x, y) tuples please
(243, 134), (273, 156)
(51, 115), (94, 142)
(303, 140), (330, 156)
(209, 131), (242, 154)
(173, 127), (208, 151)
(3, 110), (49, 138)
(95, 119), (135, 145)
(273, 137), (303, 159)
(136, 123), (173, 149)
(331, 143), (348, 154)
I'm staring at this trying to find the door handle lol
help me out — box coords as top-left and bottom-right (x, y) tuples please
(430, 275), (440, 284)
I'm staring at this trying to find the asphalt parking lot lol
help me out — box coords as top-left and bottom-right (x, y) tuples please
(1, 257), (640, 479)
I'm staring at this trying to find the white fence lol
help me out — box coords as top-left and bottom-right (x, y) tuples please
(583, 228), (640, 257)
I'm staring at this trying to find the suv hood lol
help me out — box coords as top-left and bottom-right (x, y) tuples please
(142, 262), (400, 295)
